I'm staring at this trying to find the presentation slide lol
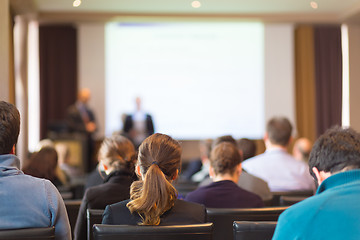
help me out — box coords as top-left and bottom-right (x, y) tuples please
(105, 22), (265, 139)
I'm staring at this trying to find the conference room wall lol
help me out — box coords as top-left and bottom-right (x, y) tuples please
(77, 22), (296, 145)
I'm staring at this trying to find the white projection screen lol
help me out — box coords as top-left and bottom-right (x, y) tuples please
(105, 22), (265, 139)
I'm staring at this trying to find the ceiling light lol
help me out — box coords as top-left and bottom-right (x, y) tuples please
(310, 1), (318, 9)
(191, 1), (201, 8)
(73, 0), (81, 7)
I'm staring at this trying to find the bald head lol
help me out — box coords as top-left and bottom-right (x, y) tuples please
(293, 138), (312, 162)
(78, 88), (91, 104)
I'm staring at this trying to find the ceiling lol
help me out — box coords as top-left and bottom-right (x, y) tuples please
(10, 0), (360, 23)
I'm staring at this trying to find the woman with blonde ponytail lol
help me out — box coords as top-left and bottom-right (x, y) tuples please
(102, 133), (206, 225)
(74, 135), (137, 240)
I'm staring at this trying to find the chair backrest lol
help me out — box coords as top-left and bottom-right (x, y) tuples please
(87, 209), (105, 240)
(271, 190), (314, 206)
(206, 207), (287, 240)
(233, 221), (277, 240)
(279, 195), (310, 206)
(64, 199), (82, 239)
(0, 227), (55, 240)
(93, 223), (214, 240)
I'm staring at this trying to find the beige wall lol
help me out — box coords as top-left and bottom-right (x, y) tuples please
(348, 24), (360, 132)
(77, 23), (106, 140)
(0, 0), (10, 101)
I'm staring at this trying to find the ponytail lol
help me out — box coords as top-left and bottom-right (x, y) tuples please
(127, 163), (178, 225)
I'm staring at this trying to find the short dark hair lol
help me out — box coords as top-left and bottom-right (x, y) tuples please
(210, 142), (242, 175)
(266, 117), (292, 146)
(309, 126), (360, 178)
(0, 101), (20, 154)
(213, 135), (237, 148)
(238, 138), (257, 160)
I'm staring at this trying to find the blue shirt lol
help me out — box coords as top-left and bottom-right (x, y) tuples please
(273, 169), (360, 240)
(0, 154), (71, 240)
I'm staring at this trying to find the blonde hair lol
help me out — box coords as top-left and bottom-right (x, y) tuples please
(126, 133), (181, 225)
(98, 135), (136, 172)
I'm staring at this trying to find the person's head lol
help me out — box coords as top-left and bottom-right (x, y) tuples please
(293, 138), (312, 162)
(127, 133), (182, 225)
(213, 135), (237, 148)
(98, 135), (136, 174)
(309, 126), (360, 186)
(209, 142), (242, 179)
(199, 139), (213, 163)
(78, 88), (91, 104)
(0, 101), (20, 155)
(23, 147), (58, 182)
(265, 117), (293, 147)
(238, 138), (257, 161)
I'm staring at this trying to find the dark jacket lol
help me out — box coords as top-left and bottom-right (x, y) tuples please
(102, 199), (206, 225)
(185, 180), (264, 208)
(74, 170), (135, 240)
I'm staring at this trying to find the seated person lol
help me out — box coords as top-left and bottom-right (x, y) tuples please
(23, 146), (65, 187)
(102, 133), (206, 225)
(242, 117), (314, 192)
(74, 135), (137, 240)
(199, 136), (272, 201)
(185, 141), (264, 208)
(0, 101), (70, 240)
(292, 137), (312, 163)
(273, 127), (360, 239)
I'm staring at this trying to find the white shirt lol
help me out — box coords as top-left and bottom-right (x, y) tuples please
(242, 148), (315, 192)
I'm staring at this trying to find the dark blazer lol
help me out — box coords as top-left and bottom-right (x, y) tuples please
(102, 199), (206, 225)
(123, 114), (154, 136)
(185, 180), (264, 208)
(66, 104), (96, 134)
(74, 170), (135, 240)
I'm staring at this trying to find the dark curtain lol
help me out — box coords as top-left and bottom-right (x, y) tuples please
(39, 25), (78, 139)
(314, 25), (342, 137)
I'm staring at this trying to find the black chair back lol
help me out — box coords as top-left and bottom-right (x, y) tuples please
(233, 221), (277, 240)
(87, 209), (105, 240)
(93, 223), (214, 240)
(279, 195), (309, 206)
(64, 199), (82, 239)
(271, 190), (314, 206)
(0, 227), (55, 240)
(206, 207), (287, 240)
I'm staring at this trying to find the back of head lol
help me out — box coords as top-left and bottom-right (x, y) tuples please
(293, 138), (312, 162)
(238, 138), (257, 160)
(0, 101), (20, 155)
(23, 147), (58, 181)
(266, 117), (292, 146)
(309, 126), (360, 178)
(213, 135), (237, 148)
(210, 142), (242, 176)
(98, 135), (136, 172)
(127, 133), (181, 225)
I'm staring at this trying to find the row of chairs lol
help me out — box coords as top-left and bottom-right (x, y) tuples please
(87, 206), (287, 240)
(0, 221), (276, 240)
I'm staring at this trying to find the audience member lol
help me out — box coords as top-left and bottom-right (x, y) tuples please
(102, 133), (206, 225)
(66, 88), (97, 172)
(0, 101), (71, 239)
(199, 136), (272, 201)
(191, 139), (213, 182)
(273, 126), (360, 239)
(123, 97), (154, 148)
(292, 137), (312, 162)
(23, 146), (65, 187)
(185, 142), (264, 208)
(237, 138), (257, 161)
(242, 117), (314, 191)
(74, 135), (137, 240)
(55, 142), (82, 179)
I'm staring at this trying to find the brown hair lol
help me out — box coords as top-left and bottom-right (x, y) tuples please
(210, 142), (242, 176)
(23, 147), (58, 182)
(238, 138), (257, 160)
(266, 117), (293, 146)
(98, 135), (136, 172)
(126, 133), (181, 225)
(0, 101), (20, 154)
